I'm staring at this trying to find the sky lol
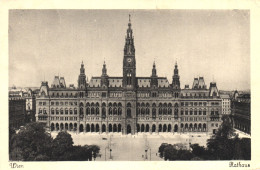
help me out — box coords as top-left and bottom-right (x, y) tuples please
(9, 10), (250, 90)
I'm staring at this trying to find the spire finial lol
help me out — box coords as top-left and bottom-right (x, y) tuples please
(129, 14), (131, 23)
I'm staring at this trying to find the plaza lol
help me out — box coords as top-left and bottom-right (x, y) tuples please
(51, 132), (210, 161)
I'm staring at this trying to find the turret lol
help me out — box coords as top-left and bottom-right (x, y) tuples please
(151, 61), (158, 87)
(78, 61), (87, 89)
(172, 61), (180, 89)
(101, 61), (109, 87)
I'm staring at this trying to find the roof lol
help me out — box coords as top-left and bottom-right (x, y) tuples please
(220, 94), (230, 99)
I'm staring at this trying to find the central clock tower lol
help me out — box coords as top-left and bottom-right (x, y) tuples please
(123, 15), (136, 90)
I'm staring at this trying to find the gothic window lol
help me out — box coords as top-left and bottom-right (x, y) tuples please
(137, 107), (140, 115)
(60, 109), (64, 115)
(168, 108), (172, 115)
(146, 108), (150, 115)
(203, 109), (206, 115)
(109, 107), (112, 115)
(51, 108), (54, 115)
(159, 108), (162, 115)
(113, 108), (117, 115)
(55, 108), (59, 115)
(127, 103), (131, 118)
(211, 109), (214, 115)
(91, 107), (95, 115)
(118, 107), (122, 115)
(86, 108), (90, 115)
(65, 108), (68, 114)
(194, 109), (197, 115)
(127, 108), (131, 118)
(80, 107), (83, 115)
(74, 108), (77, 115)
(141, 108), (145, 115)
(185, 109), (188, 115)
(102, 107), (106, 117)
(70, 109), (73, 114)
(96, 107), (99, 115)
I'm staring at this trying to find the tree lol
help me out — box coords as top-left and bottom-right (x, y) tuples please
(206, 114), (250, 160)
(177, 149), (194, 160)
(11, 122), (53, 161)
(163, 145), (177, 160)
(158, 143), (169, 158)
(190, 144), (206, 159)
(9, 127), (16, 159)
(51, 131), (74, 161)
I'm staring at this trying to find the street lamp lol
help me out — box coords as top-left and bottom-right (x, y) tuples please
(110, 148), (112, 159)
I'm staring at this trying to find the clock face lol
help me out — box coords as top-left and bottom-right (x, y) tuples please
(127, 58), (132, 63)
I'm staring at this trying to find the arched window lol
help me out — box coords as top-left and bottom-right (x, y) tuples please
(96, 107), (99, 115)
(80, 102), (84, 107)
(51, 108), (54, 115)
(194, 109), (197, 115)
(113, 107), (117, 115)
(152, 108), (156, 118)
(56, 108), (59, 115)
(86, 107), (90, 115)
(168, 108), (172, 115)
(91, 107), (95, 115)
(74, 108), (77, 115)
(127, 102), (131, 118)
(141, 108), (145, 115)
(146, 108), (150, 115)
(199, 109), (202, 115)
(159, 108), (162, 115)
(203, 109), (207, 115)
(109, 107), (112, 115)
(70, 109), (73, 114)
(60, 108), (64, 115)
(211, 109), (214, 115)
(118, 107), (122, 115)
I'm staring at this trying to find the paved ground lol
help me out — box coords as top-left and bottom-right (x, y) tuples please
(234, 129), (251, 138)
(51, 132), (210, 161)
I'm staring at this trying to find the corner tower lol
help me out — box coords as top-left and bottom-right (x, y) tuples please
(123, 15), (136, 90)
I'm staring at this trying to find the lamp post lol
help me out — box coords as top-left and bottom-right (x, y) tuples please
(150, 148), (151, 161)
(110, 148), (112, 159)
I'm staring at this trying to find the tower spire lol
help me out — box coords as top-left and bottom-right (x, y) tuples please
(152, 61), (157, 77)
(172, 61), (180, 89)
(78, 61), (86, 89)
(124, 14), (135, 55)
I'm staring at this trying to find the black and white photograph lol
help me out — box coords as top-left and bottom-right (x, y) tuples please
(1, 1), (260, 169)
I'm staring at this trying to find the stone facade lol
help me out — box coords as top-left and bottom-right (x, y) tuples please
(231, 91), (250, 134)
(220, 94), (231, 115)
(36, 16), (222, 135)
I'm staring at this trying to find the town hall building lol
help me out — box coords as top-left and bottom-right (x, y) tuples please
(36, 16), (222, 135)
